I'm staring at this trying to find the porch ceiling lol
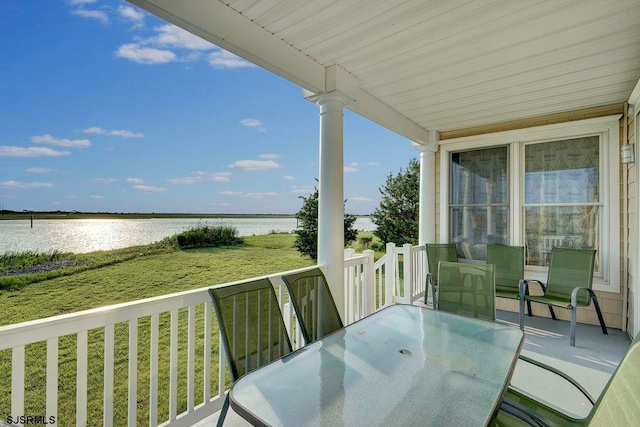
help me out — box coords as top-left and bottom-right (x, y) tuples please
(128, 0), (640, 141)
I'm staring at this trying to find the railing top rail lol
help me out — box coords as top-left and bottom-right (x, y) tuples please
(0, 264), (323, 350)
(344, 253), (371, 268)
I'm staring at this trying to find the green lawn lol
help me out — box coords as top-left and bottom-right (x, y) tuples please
(0, 233), (314, 426)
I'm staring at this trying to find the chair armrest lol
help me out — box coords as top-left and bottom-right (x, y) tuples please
(570, 287), (594, 309)
(499, 398), (553, 427)
(519, 279), (529, 299)
(526, 279), (547, 294)
(517, 355), (595, 405)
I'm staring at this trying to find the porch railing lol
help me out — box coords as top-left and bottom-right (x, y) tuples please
(0, 244), (425, 427)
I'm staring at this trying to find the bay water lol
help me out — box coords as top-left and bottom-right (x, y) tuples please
(0, 217), (375, 254)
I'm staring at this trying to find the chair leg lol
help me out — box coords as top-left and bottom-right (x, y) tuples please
(217, 394), (230, 427)
(590, 294), (608, 335)
(548, 305), (557, 320)
(570, 306), (577, 347)
(519, 295), (525, 331)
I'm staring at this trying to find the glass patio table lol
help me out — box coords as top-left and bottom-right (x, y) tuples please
(229, 304), (523, 426)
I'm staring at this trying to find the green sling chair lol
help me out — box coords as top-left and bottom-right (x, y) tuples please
(493, 333), (640, 426)
(488, 245), (532, 317)
(425, 243), (458, 308)
(518, 248), (607, 346)
(281, 267), (343, 345)
(437, 261), (496, 321)
(209, 278), (293, 426)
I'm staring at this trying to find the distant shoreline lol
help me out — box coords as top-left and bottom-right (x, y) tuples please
(0, 212), (370, 220)
(0, 212), (296, 220)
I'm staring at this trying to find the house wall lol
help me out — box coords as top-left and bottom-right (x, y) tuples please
(627, 111), (636, 335)
(434, 105), (627, 329)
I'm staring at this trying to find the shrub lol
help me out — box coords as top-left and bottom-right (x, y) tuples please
(172, 224), (244, 249)
(294, 186), (357, 259)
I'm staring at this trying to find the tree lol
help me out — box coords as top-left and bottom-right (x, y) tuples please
(294, 186), (358, 259)
(371, 158), (420, 245)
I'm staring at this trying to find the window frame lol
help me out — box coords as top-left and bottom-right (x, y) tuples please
(439, 115), (621, 293)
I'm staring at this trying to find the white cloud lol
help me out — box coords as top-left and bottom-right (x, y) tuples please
(93, 177), (117, 184)
(32, 134), (91, 148)
(69, 0), (97, 5)
(229, 160), (280, 171)
(219, 191), (242, 196)
(243, 192), (277, 198)
(65, 195), (77, 199)
(90, 195), (105, 199)
(116, 43), (176, 65)
(82, 127), (144, 138)
(212, 202), (233, 207)
(210, 172), (232, 182)
(133, 185), (167, 193)
(366, 161), (380, 166)
(240, 119), (266, 132)
(0, 146), (71, 157)
(52, 201), (62, 205)
(259, 153), (280, 160)
(349, 197), (374, 202)
(126, 177), (144, 184)
(344, 162), (359, 173)
(209, 49), (256, 69)
(82, 127), (106, 135)
(26, 167), (53, 174)
(290, 185), (315, 194)
(168, 171), (232, 185)
(110, 129), (144, 138)
(168, 176), (201, 185)
(118, 5), (144, 23)
(284, 175), (295, 181)
(71, 9), (108, 24)
(148, 24), (214, 50)
(0, 181), (53, 189)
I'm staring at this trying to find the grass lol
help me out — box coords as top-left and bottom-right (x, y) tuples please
(0, 232), (314, 426)
(0, 249), (71, 274)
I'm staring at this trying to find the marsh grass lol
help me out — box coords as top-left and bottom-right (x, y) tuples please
(0, 249), (71, 273)
(168, 224), (243, 249)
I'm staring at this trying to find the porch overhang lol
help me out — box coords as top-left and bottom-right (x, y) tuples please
(127, 0), (640, 137)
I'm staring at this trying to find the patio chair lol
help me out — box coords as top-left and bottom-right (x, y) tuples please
(425, 243), (458, 308)
(281, 267), (343, 344)
(437, 261), (495, 321)
(487, 244), (553, 318)
(518, 248), (607, 346)
(494, 333), (640, 426)
(209, 278), (293, 426)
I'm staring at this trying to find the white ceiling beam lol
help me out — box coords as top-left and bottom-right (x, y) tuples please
(127, 0), (429, 144)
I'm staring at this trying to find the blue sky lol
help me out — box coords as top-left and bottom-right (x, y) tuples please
(0, 0), (417, 215)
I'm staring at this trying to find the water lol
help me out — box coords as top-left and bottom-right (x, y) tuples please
(0, 217), (376, 254)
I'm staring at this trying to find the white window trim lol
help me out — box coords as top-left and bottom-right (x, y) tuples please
(439, 115), (621, 293)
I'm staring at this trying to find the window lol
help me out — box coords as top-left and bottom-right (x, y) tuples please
(449, 147), (509, 261)
(440, 116), (620, 292)
(523, 137), (601, 270)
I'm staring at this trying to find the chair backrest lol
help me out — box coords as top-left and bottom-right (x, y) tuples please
(588, 339), (640, 425)
(487, 245), (525, 293)
(437, 261), (496, 321)
(546, 247), (596, 305)
(281, 267), (343, 344)
(426, 243), (458, 284)
(209, 278), (292, 380)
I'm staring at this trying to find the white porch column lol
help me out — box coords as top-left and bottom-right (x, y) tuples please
(415, 131), (439, 245)
(312, 92), (349, 321)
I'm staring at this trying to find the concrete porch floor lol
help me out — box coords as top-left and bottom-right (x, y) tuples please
(198, 309), (632, 426)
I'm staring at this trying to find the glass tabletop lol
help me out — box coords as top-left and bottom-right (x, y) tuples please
(230, 304), (523, 426)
